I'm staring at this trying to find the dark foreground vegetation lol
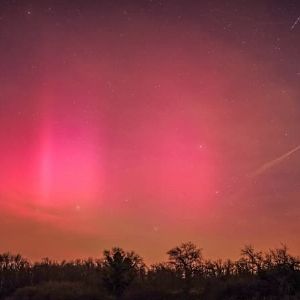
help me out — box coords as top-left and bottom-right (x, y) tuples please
(1, 242), (300, 300)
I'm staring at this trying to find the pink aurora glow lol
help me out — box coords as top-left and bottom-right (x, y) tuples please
(0, 1), (300, 262)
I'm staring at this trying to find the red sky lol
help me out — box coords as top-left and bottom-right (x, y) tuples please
(0, 0), (300, 263)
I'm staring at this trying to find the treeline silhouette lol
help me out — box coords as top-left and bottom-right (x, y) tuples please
(1, 242), (300, 300)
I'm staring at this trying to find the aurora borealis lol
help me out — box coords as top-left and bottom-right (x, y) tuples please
(0, 0), (300, 262)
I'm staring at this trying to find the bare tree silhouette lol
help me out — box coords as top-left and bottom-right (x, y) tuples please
(167, 242), (202, 295)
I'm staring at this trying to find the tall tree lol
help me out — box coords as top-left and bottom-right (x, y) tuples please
(240, 245), (263, 274)
(102, 247), (144, 300)
(167, 242), (202, 294)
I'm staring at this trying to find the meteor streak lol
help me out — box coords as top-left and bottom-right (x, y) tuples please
(250, 145), (300, 177)
(291, 16), (300, 31)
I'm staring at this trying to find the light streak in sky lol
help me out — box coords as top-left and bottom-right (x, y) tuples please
(250, 145), (300, 177)
(291, 16), (300, 31)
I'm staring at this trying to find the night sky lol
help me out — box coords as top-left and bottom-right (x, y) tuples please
(0, 0), (300, 263)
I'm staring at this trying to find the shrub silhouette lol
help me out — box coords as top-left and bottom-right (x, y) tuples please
(7, 281), (103, 300)
(0, 253), (31, 298)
